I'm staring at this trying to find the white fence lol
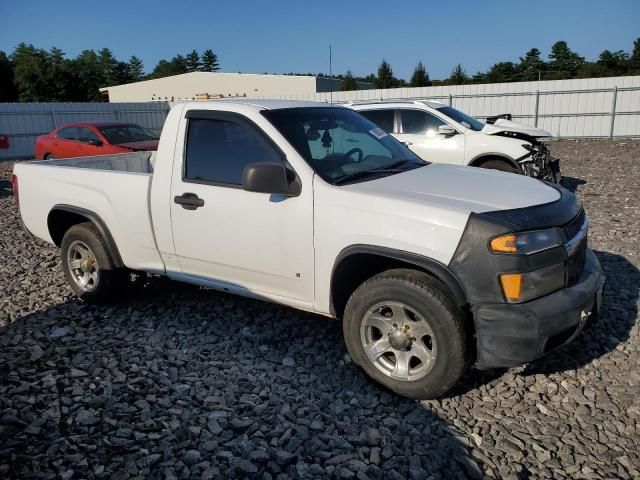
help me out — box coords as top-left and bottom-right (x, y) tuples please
(1, 76), (639, 160)
(0, 102), (169, 159)
(260, 75), (640, 139)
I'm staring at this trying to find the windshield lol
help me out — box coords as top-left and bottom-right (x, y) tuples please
(436, 106), (484, 131)
(262, 107), (426, 185)
(98, 124), (159, 144)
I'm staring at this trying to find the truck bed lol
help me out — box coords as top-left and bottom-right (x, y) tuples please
(14, 152), (165, 273)
(43, 151), (155, 174)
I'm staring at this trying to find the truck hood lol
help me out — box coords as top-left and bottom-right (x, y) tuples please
(482, 119), (553, 138)
(346, 164), (560, 214)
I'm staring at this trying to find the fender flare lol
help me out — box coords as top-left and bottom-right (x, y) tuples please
(48, 204), (124, 268)
(330, 244), (468, 316)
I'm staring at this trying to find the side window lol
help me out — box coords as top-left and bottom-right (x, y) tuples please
(359, 109), (395, 132)
(57, 127), (78, 141)
(77, 127), (101, 144)
(185, 118), (282, 185)
(401, 110), (446, 135)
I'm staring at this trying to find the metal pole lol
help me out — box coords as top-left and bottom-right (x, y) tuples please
(51, 108), (58, 128)
(609, 86), (618, 140)
(448, 94), (453, 106)
(115, 110), (121, 120)
(534, 90), (540, 127)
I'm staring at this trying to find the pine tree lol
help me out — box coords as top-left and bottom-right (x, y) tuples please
(185, 50), (201, 72)
(0, 51), (17, 101)
(98, 48), (119, 86)
(449, 64), (467, 85)
(340, 70), (358, 91)
(129, 55), (144, 81)
(410, 62), (430, 87)
(376, 59), (394, 89)
(548, 41), (585, 78)
(518, 48), (545, 81)
(629, 38), (640, 72)
(201, 49), (220, 72)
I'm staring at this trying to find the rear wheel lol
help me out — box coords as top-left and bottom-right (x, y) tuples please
(343, 269), (469, 399)
(61, 222), (126, 303)
(478, 158), (519, 174)
(44, 153), (55, 160)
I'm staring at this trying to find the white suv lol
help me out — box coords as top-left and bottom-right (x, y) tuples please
(350, 100), (560, 182)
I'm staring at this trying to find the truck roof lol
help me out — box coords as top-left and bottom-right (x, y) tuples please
(179, 99), (341, 111)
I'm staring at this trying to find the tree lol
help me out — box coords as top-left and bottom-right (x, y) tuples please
(201, 49), (220, 72)
(98, 48), (119, 86)
(340, 70), (358, 91)
(448, 64), (467, 85)
(70, 49), (105, 101)
(548, 41), (585, 78)
(518, 48), (545, 81)
(596, 49), (629, 76)
(410, 62), (431, 87)
(149, 55), (188, 79)
(376, 59), (395, 89)
(129, 56), (144, 81)
(0, 51), (17, 101)
(11, 43), (52, 101)
(185, 50), (201, 72)
(484, 62), (518, 83)
(630, 38), (640, 72)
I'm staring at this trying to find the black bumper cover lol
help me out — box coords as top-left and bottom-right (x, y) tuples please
(473, 249), (605, 369)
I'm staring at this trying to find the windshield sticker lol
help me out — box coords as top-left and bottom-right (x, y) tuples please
(369, 127), (388, 140)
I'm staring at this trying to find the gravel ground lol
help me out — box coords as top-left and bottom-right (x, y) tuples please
(0, 139), (639, 479)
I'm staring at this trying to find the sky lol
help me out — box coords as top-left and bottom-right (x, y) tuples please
(1, 0), (639, 80)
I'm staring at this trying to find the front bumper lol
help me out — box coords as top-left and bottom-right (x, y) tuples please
(473, 249), (605, 369)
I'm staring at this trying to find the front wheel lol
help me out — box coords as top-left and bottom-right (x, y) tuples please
(61, 222), (126, 303)
(343, 269), (469, 399)
(478, 159), (519, 174)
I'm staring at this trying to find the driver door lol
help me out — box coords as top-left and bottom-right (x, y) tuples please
(395, 109), (465, 165)
(169, 110), (315, 304)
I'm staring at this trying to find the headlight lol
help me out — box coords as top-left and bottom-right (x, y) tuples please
(500, 263), (565, 303)
(490, 229), (563, 255)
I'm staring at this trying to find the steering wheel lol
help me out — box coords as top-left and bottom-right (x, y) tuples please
(343, 147), (364, 162)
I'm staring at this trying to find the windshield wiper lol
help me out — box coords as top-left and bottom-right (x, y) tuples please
(333, 159), (423, 185)
(333, 169), (400, 185)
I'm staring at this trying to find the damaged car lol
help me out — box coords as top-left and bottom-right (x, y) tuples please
(349, 100), (561, 182)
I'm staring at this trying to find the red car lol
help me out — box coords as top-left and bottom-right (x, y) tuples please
(35, 121), (160, 160)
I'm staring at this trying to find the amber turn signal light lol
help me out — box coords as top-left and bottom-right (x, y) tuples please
(500, 273), (523, 302)
(490, 234), (518, 253)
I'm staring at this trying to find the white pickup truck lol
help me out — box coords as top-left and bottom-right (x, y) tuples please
(13, 100), (604, 399)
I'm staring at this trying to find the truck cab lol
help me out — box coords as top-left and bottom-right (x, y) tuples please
(13, 100), (603, 399)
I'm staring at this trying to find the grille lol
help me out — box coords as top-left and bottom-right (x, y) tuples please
(562, 209), (586, 241)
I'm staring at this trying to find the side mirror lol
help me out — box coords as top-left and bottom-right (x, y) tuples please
(438, 125), (457, 137)
(242, 162), (300, 197)
(88, 139), (103, 146)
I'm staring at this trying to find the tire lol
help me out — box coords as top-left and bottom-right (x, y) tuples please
(60, 222), (126, 303)
(478, 159), (519, 174)
(44, 154), (55, 160)
(343, 269), (469, 399)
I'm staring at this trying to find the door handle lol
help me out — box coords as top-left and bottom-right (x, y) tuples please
(401, 141), (413, 146)
(174, 193), (205, 210)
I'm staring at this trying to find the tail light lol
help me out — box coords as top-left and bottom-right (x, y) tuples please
(0, 134), (9, 149)
(11, 174), (19, 211)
